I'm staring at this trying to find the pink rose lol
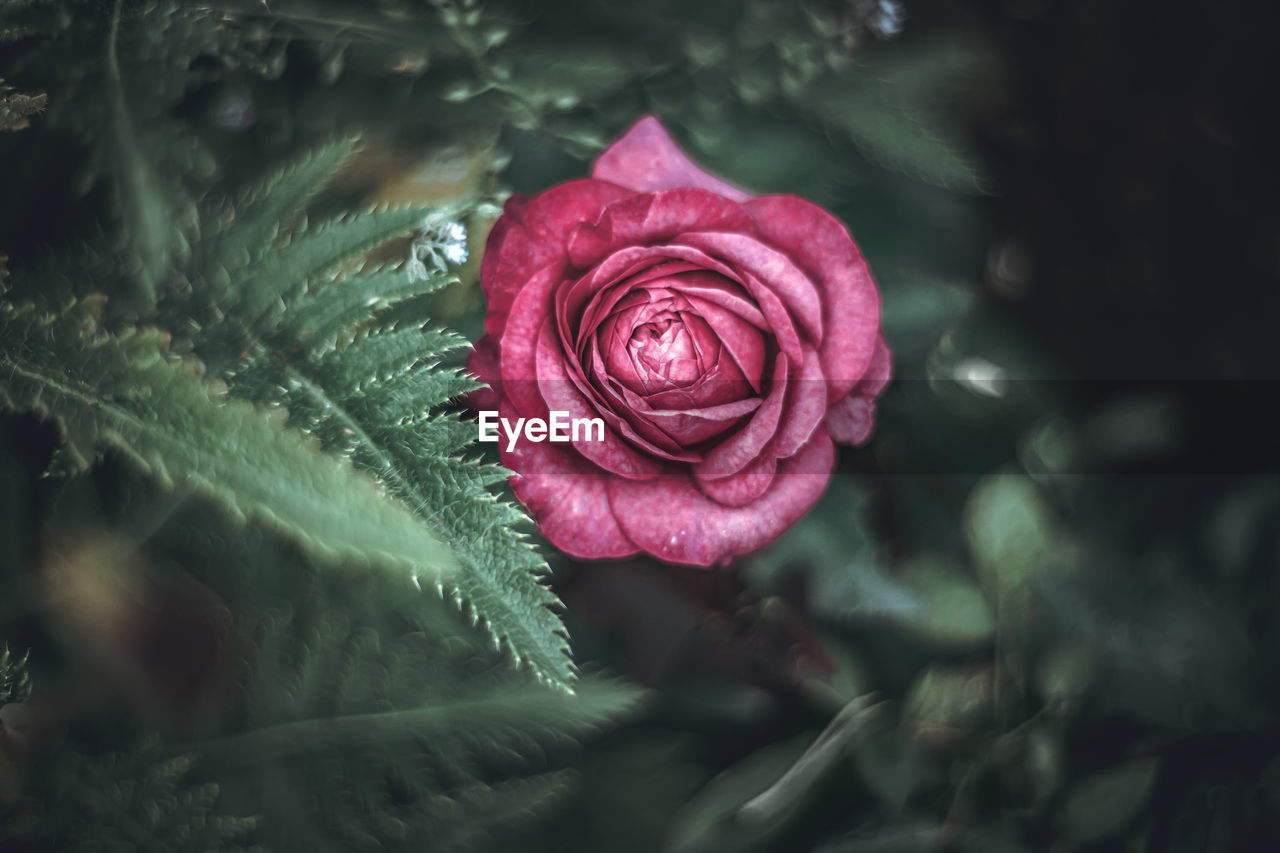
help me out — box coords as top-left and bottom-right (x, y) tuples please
(470, 116), (889, 566)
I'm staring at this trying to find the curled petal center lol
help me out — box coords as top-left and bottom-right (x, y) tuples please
(628, 310), (705, 388)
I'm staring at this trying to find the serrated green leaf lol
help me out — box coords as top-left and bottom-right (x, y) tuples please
(200, 138), (363, 282)
(20, 738), (261, 853)
(281, 266), (458, 358)
(0, 297), (456, 589)
(155, 140), (576, 686)
(201, 598), (642, 853)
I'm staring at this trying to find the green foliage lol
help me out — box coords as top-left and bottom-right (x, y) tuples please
(795, 40), (993, 192)
(1, 0), (243, 308)
(746, 479), (994, 651)
(5, 2), (1272, 852)
(0, 76), (44, 132)
(1, 131), (573, 686)
(156, 138), (572, 686)
(202, 600), (640, 853)
(0, 643), (29, 706)
(9, 740), (262, 853)
(0, 296), (456, 586)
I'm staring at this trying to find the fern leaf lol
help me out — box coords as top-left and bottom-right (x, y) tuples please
(280, 266), (458, 358)
(4, 1), (240, 308)
(237, 206), (431, 332)
(159, 144), (576, 687)
(14, 739), (262, 853)
(406, 771), (579, 853)
(0, 296), (457, 589)
(200, 601), (641, 853)
(214, 674), (643, 766)
(197, 138), (363, 283)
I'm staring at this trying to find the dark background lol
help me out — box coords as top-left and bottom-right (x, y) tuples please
(2, 1), (1279, 851)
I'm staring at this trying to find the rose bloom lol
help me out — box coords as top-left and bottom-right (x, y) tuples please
(469, 116), (890, 566)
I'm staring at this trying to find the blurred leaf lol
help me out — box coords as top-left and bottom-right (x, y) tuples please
(903, 663), (993, 746)
(796, 40), (993, 191)
(748, 483), (992, 651)
(3, 1), (237, 309)
(964, 472), (1070, 608)
(10, 739), (259, 853)
(1034, 567), (1269, 731)
(849, 709), (924, 812)
(878, 274), (974, 357)
(815, 821), (941, 853)
(499, 42), (643, 114)
(1058, 757), (1160, 843)
(738, 697), (883, 832)
(893, 557), (994, 649)
(1033, 641), (1096, 714)
(0, 298), (457, 590)
(667, 733), (813, 853)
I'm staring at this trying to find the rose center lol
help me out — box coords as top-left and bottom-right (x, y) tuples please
(626, 310), (705, 387)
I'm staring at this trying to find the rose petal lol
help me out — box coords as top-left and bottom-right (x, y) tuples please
(767, 346), (829, 459)
(567, 188), (754, 269)
(635, 396), (763, 446)
(678, 290), (768, 393)
(578, 262), (701, 341)
(695, 453), (777, 507)
(562, 244), (804, 365)
(484, 179), (633, 337)
(536, 320), (674, 476)
(745, 196), (882, 403)
(506, 440), (639, 560)
(696, 352), (790, 479)
(479, 194), (529, 297)
(499, 264), (565, 418)
(607, 429), (835, 566)
(678, 231), (824, 344)
(827, 334), (891, 445)
(592, 115), (753, 201)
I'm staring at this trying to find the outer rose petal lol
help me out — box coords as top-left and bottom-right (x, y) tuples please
(479, 195), (529, 297)
(744, 196), (881, 403)
(567, 188), (754, 269)
(607, 429), (835, 566)
(484, 179), (633, 337)
(827, 334), (892, 445)
(695, 453), (777, 507)
(506, 439), (638, 560)
(592, 116), (754, 202)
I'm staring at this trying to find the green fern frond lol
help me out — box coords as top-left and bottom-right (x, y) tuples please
(201, 604), (642, 853)
(16, 739), (263, 853)
(226, 206), (431, 336)
(404, 771), (580, 853)
(195, 138), (363, 285)
(157, 138), (575, 687)
(278, 265), (458, 358)
(0, 296), (456, 588)
(2, 0), (241, 307)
